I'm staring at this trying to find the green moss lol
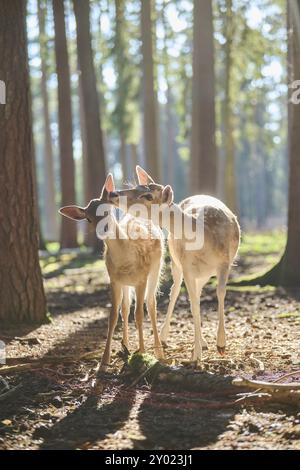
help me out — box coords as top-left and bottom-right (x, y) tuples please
(227, 284), (276, 293)
(276, 311), (300, 319)
(239, 231), (286, 256)
(40, 250), (105, 276)
(127, 352), (166, 383)
(128, 352), (158, 370)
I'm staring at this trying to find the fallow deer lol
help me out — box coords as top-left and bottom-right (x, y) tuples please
(59, 174), (164, 371)
(109, 166), (240, 362)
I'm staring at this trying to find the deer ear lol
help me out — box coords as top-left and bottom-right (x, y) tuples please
(101, 173), (115, 197)
(136, 165), (155, 185)
(105, 173), (115, 192)
(59, 206), (86, 221)
(162, 185), (174, 205)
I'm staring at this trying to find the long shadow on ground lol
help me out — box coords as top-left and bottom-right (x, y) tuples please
(40, 384), (137, 450)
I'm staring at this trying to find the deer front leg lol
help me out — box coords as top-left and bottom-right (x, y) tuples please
(100, 282), (122, 371)
(146, 265), (164, 359)
(160, 261), (183, 344)
(121, 286), (131, 349)
(135, 283), (147, 353)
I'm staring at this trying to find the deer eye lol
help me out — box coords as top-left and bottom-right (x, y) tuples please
(140, 193), (154, 201)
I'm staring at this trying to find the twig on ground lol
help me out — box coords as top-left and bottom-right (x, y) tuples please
(0, 384), (22, 402)
(0, 376), (9, 392)
(233, 377), (300, 391)
(127, 363), (157, 388)
(0, 350), (102, 375)
(273, 369), (300, 383)
(249, 354), (265, 373)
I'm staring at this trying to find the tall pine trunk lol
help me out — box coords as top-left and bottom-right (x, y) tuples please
(38, 0), (58, 242)
(78, 69), (92, 247)
(141, 0), (160, 181)
(73, 0), (106, 252)
(223, 0), (237, 213)
(279, 0), (300, 285)
(190, 0), (216, 195)
(162, 3), (175, 187)
(238, 0), (300, 287)
(0, 0), (47, 323)
(53, 0), (77, 249)
(115, 0), (128, 181)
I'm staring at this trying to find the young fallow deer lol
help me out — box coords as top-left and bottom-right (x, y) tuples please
(59, 174), (164, 371)
(109, 166), (240, 362)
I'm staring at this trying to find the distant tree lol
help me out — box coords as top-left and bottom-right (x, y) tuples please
(113, 0), (139, 181)
(223, 0), (237, 212)
(190, 0), (217, 195)
(0, 0), (47, 322)
(141, 0), (160, 181)
(38, 0), (58, 241)
(53, 0), (77, 248)
(73, 0), (106, 251)
(161, 0), (176, 187)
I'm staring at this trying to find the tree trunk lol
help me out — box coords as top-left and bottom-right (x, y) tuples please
(78, 68), (92, 247)
(38, 0), (58, 242)
(120, 132), (128, 180)
(234, 0), (300, 287)
(162, 3), (175, 188)
(130, 143), (138, 175)
(141, 0), (160, 181)
(223, 0), (237, 213)
(53, 0), (77, 249)
(190, 0), (217, 195)
(279, 0), (300, 285)
(0, 0), (47, 323)
(73, 0), (106, 252)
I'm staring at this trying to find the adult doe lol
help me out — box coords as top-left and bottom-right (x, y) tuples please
(59, 174), (164, 370)
(109, 166), (240, 362)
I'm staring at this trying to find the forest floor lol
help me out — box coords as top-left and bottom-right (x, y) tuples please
(1, 231), (300, 450)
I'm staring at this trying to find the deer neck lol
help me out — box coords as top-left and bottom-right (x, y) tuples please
(99, 211), (127, 256)
(159, 203), (198, 241)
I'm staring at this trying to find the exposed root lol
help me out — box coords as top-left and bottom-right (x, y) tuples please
(0, 350), (102, 375)
(232, 377), (300, 391)
(0, 384), (22, 402)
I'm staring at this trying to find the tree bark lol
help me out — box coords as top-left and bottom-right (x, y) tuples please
(130, 143), (138, 175)
(38, 0), (58, 242)
(279, 0), (300, 285)
(162, 2), (175, 188)
(0, 0), (47, 323)
(141, 0), (160, 181)
(223, 0), (237, 213)
(73, 0), (106, 252)
(53, 0), (77, 249)
(78, 68), (92, 247)
(120, 132), (128, 180)
(190, 0), (217, 195)
(233, 0), (300, 287)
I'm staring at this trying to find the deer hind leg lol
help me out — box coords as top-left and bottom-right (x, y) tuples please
(100, 282), (122, 371)
(121, 286), (131, 349)
(196, 279), (208, 351)
(134, 282), (147, 353)
(146, 261), (164, 359)
(216, 264), (230, 355)
(184, 273), (206, 362)
(160, 261), (183, 343)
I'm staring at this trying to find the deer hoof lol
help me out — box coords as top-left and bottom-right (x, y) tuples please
(217, 346), (226, 356)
